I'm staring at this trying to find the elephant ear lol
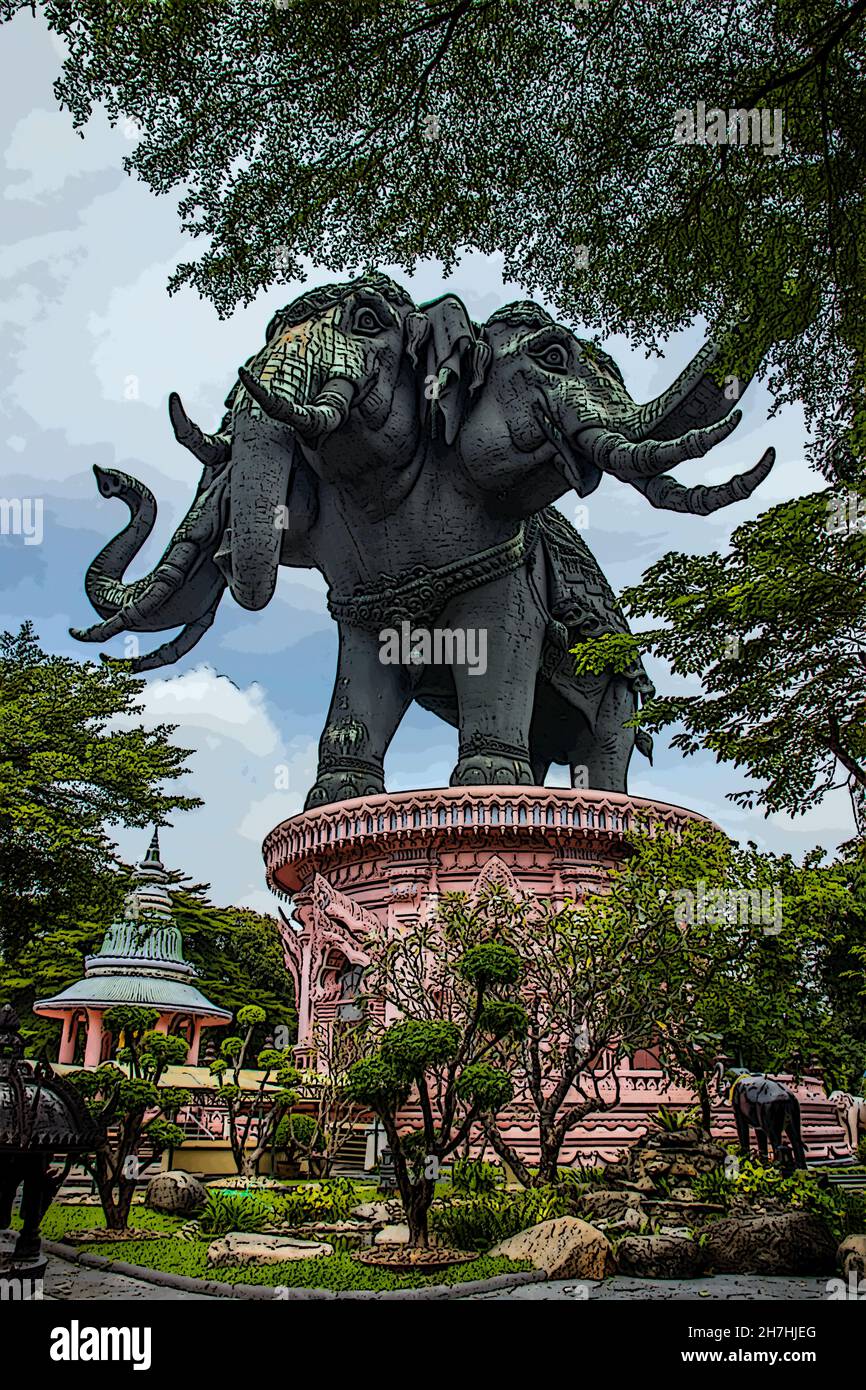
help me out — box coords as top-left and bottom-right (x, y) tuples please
(417, 295), (491, 445)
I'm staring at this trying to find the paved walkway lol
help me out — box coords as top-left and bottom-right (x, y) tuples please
(467, 1274), (829, 1300)
(43, 1253), (218, 1301)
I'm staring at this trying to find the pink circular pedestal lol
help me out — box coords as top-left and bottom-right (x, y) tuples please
(262, 786), (850, 1165)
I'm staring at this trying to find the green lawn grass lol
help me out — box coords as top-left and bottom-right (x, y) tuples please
(39, 1203), (531, 1292)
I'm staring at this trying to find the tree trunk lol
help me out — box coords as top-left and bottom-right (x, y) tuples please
(403, 1178), (435, 1248)
(94, 1147), (138, 1230)
(480, 1119), (534, 1187)
(696, 1074), (712, 1131)
(537, 1145), (560, 1186)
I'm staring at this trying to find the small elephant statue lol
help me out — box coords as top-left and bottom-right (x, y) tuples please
(715, 1063), (807, 1171)
(829, 1087), (866, 1153)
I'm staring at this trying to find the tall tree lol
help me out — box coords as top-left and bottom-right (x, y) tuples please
(572, 487), (866, 819)
(3, 1), (865, 467)
(0, 623), (198, 969)
(597, 821), (864, 1120)
(208, 1004), (301, 1177)
(168, 885), (297, 1054)
(430, 884), (684, 1186)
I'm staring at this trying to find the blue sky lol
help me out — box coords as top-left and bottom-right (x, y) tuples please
(0, 13), (854, 912)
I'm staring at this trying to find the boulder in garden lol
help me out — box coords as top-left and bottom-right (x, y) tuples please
(490, 1216), (615, 1280)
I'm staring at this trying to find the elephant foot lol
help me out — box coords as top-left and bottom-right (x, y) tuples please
(304, 759), (385, 809)
(450, 745), (534, 788)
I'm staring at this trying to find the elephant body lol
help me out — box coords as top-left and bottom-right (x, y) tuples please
(729, 1073), (808, 1171)
(72, 272), (775, 810)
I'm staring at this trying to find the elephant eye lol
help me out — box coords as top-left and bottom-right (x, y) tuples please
(353, 305), (388, 335)
(530, 342), (569, 373)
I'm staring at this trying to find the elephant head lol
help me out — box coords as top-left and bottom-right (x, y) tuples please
(453, 301), (775, 519)
(71, 273), (431, 670)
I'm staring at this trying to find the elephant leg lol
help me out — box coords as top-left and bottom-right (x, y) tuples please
(574, 678), (637, 793)
(448, 565), (546, 787)
(531, 754), (551, 784)
(306, 624), (415, 808)
(846, 1109), (857, 1149)
(786, 1112), (808, 1169)
(755, 1126), (770, 1161)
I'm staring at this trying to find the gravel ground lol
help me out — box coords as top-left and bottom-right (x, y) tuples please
(465, 1274), (830, 1300)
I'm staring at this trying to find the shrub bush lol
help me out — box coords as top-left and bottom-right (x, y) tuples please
(272, 1177), (359, 1225)
(198, 1191), (269, 1236)
(431, 1187), (568, 1250)
(197, 1179), (359, 1235)
(274, 1113), (320, 1153)
(693, 1158), (866, 1241)
(450, 1158), (502, 1195)
(556, 1165), (612, 1190)
(651, 1105), (700, 1132)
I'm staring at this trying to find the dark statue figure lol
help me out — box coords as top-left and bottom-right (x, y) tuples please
(716, 1064), (808, 1172)
(72, 274), (774, 809)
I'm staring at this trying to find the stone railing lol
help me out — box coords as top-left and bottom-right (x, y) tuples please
(263, 785), (705, 896)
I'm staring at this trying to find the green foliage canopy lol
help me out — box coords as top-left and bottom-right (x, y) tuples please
(4, 1), (865, 466)
(0, 623), (198, 964)
(572, 488), (866, 817)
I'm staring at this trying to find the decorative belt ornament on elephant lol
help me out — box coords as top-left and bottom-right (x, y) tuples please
(71, 272), (775, 810)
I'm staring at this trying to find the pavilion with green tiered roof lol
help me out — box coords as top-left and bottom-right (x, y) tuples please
(35, 829), (230, 1067)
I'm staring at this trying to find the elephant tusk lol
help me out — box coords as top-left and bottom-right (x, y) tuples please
(630, 448), (775, 514)
(98, 593), (223, 672)
(169, 392), (230, 468)
(579, 411), (743, 482)
(237, 369), (354, 442)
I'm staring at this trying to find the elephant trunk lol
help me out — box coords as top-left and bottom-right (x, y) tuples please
(81, 466), (158, 619)
(71, 467), (229, 644)
(226, 375), (354, 611)
(224, 412), (295, 611)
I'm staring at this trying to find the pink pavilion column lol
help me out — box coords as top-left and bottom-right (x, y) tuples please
(295, 936), (314, 1065)
(187, 1019), (202, 1065)
(83, 1009), (104, 1068)
(57, 1012), (76, 1065)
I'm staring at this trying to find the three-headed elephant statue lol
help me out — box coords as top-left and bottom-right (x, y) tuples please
(72, 272), (775, 809)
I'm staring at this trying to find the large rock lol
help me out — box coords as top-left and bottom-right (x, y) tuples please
(373, 1223), (411, 1245)
(579, 1189), (643, 1222)
(838, 1234), (866, 1279)
(699, 1213), (837, 1275)
(490, 1216), (615, 1280)
(616, 1234), (706, 1278)
(144, 1170), (207, 1217)
(207, 1233), (333, 1266)
(629, 1134), (725, 1188)
(351, 1202), (395, 1224)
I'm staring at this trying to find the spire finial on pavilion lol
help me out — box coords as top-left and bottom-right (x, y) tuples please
(144, 825), (163, 866)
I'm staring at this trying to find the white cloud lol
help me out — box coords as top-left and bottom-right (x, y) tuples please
(139, 665), (279, 757)
(111, 665), (315, 909)
(4, 107), (118, 199)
